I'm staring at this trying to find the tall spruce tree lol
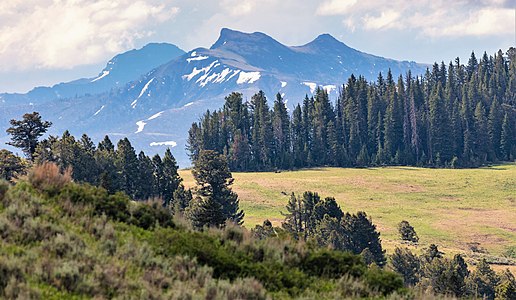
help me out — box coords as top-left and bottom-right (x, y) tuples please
(115, 138), (139, 198)
(188, 150), (244, 228)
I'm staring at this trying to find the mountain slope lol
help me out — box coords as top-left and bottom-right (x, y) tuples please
(0, 28), (428, 166)
(0, 43), (185, 104)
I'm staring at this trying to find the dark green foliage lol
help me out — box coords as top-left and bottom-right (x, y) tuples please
(188, 150), (244, 228)
(300, 249), (365, 279)
(397, 220), (419, 243)
(59, 183), (130, 222)
(341, 211), (386, 267)
(281, 191), (386, 267)
(421, 244), (443, 264)
(466, 259), (498, 300)
(0, 150), (25, 182)
(496, 269), (516, 300)
(33, 133), (183, 202)
(189, 48), (514, 170)
(390, 247), (420, 286)
(252, 219), (276, 240)
(419, 254), (469, 297)
(362, 267), (404, 296)
(6, 112), (52, 160)
(172, 183), (192, 215)
(115, 138), (139, 199)
(129, 201), (174, 230)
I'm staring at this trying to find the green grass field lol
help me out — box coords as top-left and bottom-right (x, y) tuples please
(179, 163), (516, 260)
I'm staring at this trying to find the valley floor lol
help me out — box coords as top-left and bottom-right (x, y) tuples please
(180, 163), (516, 269)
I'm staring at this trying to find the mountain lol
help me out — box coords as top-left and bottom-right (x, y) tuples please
(0, 43), (185, 104)
(0, 28), (428, 167)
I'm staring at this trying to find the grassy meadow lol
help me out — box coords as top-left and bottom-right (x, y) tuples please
(179, 163), (516, 262)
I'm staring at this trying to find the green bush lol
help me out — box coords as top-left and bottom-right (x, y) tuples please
(363, 267), (404, 296)
(59, 184), (130, 222)
(300, 249), (365, 279)
(0, 256), (24, 295)
(130, 201), (174, 230)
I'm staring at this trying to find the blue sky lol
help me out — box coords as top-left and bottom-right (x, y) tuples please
(0, 0), (514, 93)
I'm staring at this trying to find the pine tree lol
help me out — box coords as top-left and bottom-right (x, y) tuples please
(162, 148), (182, 205)
(487, 99), (502, 160)
(466, 259), (498, 299)
(135, 151), (154, 200)
(391, 247), (420, 286)
(272, 93), (291, 169)
(500, 113), (513, 160)
(342, 211), (386, 266)
(291, 104), (305, 168)
(115, 138), (139, 198)
(6, 112), (52, 160)
(282, 192), (304, 239)
(473, 102), (489, 163)
(188, 150), (244, 228)
(0, 150), (25, 182)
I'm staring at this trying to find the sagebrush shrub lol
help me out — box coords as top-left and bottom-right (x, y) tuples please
(28, 162), (71, 195)
(0, 180), (8, 204)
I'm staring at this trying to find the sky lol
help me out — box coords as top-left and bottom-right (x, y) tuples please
(0, 0), (514, 93)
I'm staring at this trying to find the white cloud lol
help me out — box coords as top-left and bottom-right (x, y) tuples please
(363, 10), (401, 30)
(316, 0), (513, 38)
(316, 0), (358, 16)
(0, 0), (179, 71)
(222, 0), (257, 16)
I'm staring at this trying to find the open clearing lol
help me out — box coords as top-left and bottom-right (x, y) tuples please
(179, 163), (516, 260)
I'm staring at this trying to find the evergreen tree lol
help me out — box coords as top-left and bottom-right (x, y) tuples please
(473, 102), (489, 163)
(500, 113), (513, 160)
(162, 148), (182, 205)
(291, 104), (305, 168)
(272, 93), (291, 169)
(390, 247), (420, 286)
(6, 112), (52, 160)
(188, 150), (244, 228)
(488, 99), (503, 160)
(282, 192), (304, 239)
(135, 151), (154, 200)
(172, 183), (193, 215)
(342, 211), (386, 266)
(397, 220), (419, 243)
(0, 150), (25, 182)
(466, 259), (499, 300)
(115, 138), (139, 198)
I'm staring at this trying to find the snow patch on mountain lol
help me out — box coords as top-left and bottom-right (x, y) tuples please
(183, 60), (219, 82)
(150, 141), (177, 147)
(93, 105), (105, 116)
(281, 81), (287, 88)
(184, 102), (194, 107)
(135, 121), (146, 133)
(237, 71), (261, 84)
(302, 82), (317, 94)
(187, 55), (209, 63)
(91, 71), (110, 82)
(148, 111), (164, 120)
(132, 78), (155, 108)
(323, 85), (337, 93)
(214, 68), (232, 83)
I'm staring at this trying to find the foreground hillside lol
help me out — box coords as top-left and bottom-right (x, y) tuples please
(180, 164), (516, 259)
(0, 164), (404, 299)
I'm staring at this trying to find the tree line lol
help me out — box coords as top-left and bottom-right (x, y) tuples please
(187, 49), (515, 170)
(2, 112), (243, 229)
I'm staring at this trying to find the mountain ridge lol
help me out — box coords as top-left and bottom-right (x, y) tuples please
(0, 28), (429, 166)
